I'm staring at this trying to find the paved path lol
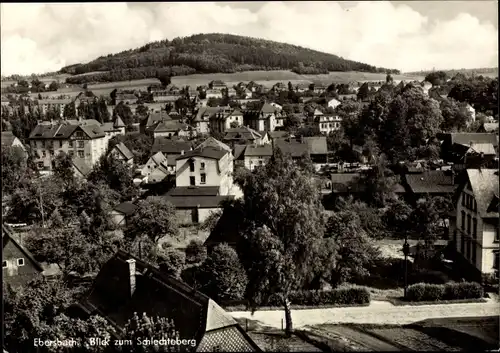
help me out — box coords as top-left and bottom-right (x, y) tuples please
(230, 299), (500, 328)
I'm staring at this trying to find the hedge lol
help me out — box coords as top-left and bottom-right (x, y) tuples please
(407, 282), (483, 302)
(267, 285), (371, 306)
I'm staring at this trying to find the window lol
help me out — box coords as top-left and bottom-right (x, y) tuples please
(461, 211), (465, 230)
(77, 141), (84, 148)
(189, 160), (195, 172)
(494, 251), (499, 270)
(37, 162), (44, 169)
(190, 176), (195, 186)
(78, 151), (84, 158)
(42, 151), (46, 158)
(2, 260), (7, 268)
(472, 243), (477, 266)
(467, 215), (471, 234)
(259, 160), (263, 166)
(69, 140), (74, 148)
(200, 162), (205, 170)
(461, 234), (465, 254)
(200, 173), (206, 184)
(473, 199), (477, 212)
(472, 218), (477, 239)
(17, 258), (25, 266)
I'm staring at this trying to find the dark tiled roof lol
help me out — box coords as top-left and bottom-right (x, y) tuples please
(113, 202), (137, 216)
(274, 139), (309, 158)
(405, 170), (455, 194)
(146, 112), (171, 127)
(79, 251), (259, 352)
(195, 137), (231, 153)
(267, 131), (289, 139)
(177, 147), (227, 161)
(233, 145), (247, 160)
(71, 157), (91, 177)
(154, 120), (186, 133)
(113, 142), (134, 160)
(304, 136), (328, 155)
(224, 127), (262, 141)
(330, 173), (364, 193)
(438, 132), (498, 147)
(29, 123), (105, 139)
(244, 145), (273, 157)
(167, 186), (220, 197)
(151, 139), (192, 154)
(467, 169), (499, 218)
(2, 224), (43, 272)
(164, 195), (234, 208)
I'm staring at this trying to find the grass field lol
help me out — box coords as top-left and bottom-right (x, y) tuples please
(2, 70), (424, 98)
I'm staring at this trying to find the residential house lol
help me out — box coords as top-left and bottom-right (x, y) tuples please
(465, 104), (476, 123)
(36, 98), (72, 117)
(304, 136), (329, 164)
(295, 84), (309, 93)
(327, 172), (405, 201)
(70, 251), (261, 351)
(438, 133), (499, 166)
(3, 224), (44, 287)
(116, 93), (138, 105)
(141, 151), (171, 179)
(265, 130), (289, 142)
(1, 131), (27, 154)
(194, 107), (221, 134)
(141, 112), (172, 134)
(223, 126), (268, 148)
(195, 136), (232, 154)
(110, 142), (134, 166)
(272, 82), (287, 92)
(28, 120), (107, 170)
(313, 84), (327, 94)
(338, 94), (358, 101)
(241, 88), (253, 99)
(273, 138), (309, 160)
(71, 157), (92, 179)
(110, 202), (137, 228)
(246, 81), (261, 93)
(175, 147), (235, 195)
(151, 138), (193, 167)
(327, 98), (342, 110)
(402, 170), (457, 203)
(209, 108), (244, 134)
(208, 80), (227, 91)
(243, 103), (278, 132)
(101, 116), (126, 145)
(452, 169), (499, 280)
(240, 144), (273, 171)
(148, 162), (171, 183)
(477, 123), (499, 133)
(227, 88), (237, 97)
(315, 114), (342, 135)
(152, 120), (191, 139)
(206, 89), (223, 99)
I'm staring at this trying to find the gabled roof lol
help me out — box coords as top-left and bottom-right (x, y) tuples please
(273, 139), (309, 158)
(2, 224), (43, 272)
(29, 123), (105, 139)
(154, 120), (186, 133)
(71, 157), (91, 178)
(146, 112), (171, 127)
(113, 142), (134, 160)
(152, 138), (192, 154)
(176, 147), (228, 161)
(330, 173), (364, 193)
(267, 131), (289, 140)
(467, 143), (496, 155)
(233, 145), (247, 160)
(405, 170), (455, 194)
(112, 202), (137, 216)
(260, 103), (277, 114)
(78, 250), (259, 352)
(244, 144), (273, 157)
(224, 126), (262, 141)
(150, 151), (167, 166)
(195, 137), (231, 153)
(438, 132), (498, 147)
(113, 115), (126, 128)
(466, 169), (499, 218)
(304, 136), (328, 155)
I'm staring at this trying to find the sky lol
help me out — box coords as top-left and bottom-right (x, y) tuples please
(0, 1), (498, 76)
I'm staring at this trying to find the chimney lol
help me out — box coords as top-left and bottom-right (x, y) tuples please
(126, 259), (136, 297)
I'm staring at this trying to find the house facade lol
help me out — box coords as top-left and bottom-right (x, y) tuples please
(28, 120), (107, 170)
(452, 169), (499, 279)
(3, 224), (44, 287)
(36, 98), (72, 117)
(243, 145), (273, 171)
(209, 109), (244, 134)
(110, 142), (134, 166)
(317, 114), (342, 135)
(244, 103), (277, 132)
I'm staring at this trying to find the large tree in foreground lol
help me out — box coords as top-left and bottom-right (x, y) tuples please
(234, 149), (326, 335)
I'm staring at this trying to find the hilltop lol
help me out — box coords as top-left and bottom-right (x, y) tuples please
(405, 67), (498, 78)
(59, 33), (400, 84)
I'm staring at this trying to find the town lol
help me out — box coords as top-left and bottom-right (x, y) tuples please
(2, 4), (499, 352)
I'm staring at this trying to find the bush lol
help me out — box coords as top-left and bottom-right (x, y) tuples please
(409, 270), (450, 285)
(267, 285), (371, 306)
(185, 240), (207, 264)
(407, 282), (484, 302)
(443, 282), (483, 300)
(158, 248), (186, 278)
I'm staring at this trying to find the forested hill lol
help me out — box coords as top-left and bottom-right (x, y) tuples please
(61, 33), (400, 84)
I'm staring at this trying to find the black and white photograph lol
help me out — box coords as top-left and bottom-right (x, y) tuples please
(1, 1), (499, 352)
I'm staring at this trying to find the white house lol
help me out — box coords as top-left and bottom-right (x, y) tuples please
(141, 151), (168, 177)
(110, 142), (134, 166)
(452, 169), (499, 278)
(327, 98), (342, 110)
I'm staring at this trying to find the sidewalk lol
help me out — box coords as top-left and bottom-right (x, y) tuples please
(230, 299), (500, 328)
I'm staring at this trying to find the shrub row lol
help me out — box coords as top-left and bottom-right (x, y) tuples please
(267, 285), (371, 306)
(407, 282), (484, 302)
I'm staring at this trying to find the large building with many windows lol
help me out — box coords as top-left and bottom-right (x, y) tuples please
(452, 169), (499, 279)
(28, 119), (107, 171)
